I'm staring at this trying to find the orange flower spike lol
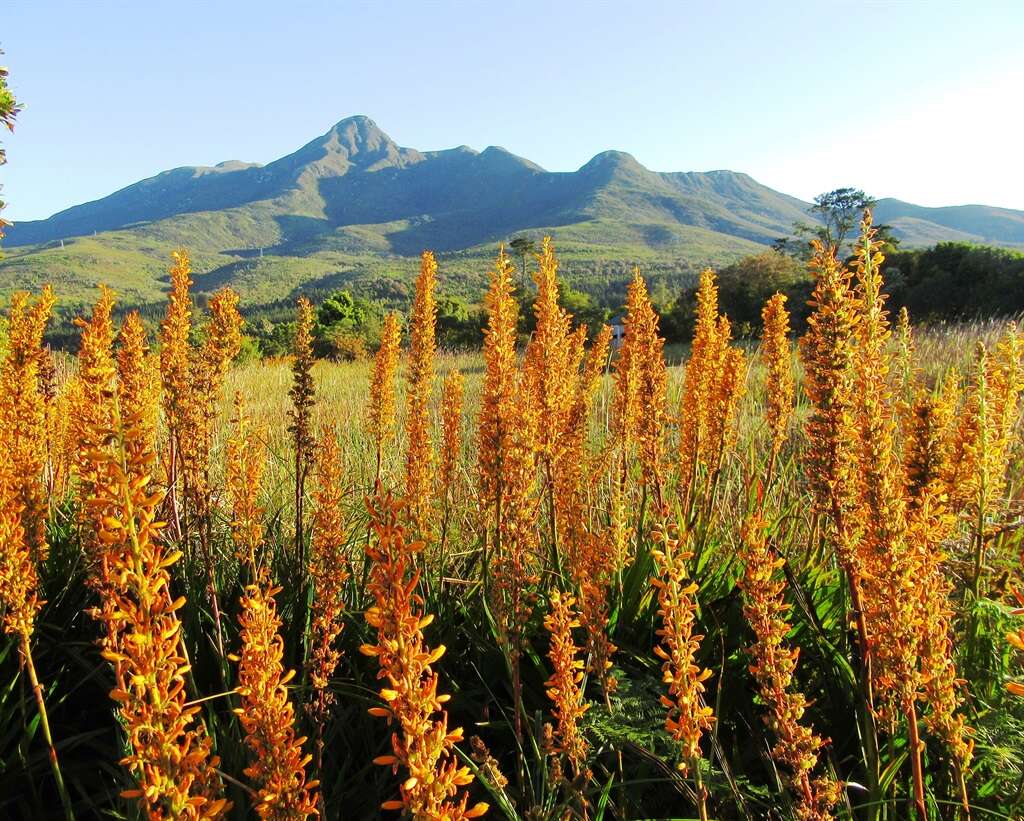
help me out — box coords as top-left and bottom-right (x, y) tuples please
(760, 293), (794, 472)
(894, 305), (916, 424)
(363, 495), (485, 819)
(438, 368), (465, 509)
(173, 278), (243, 537)
(116, 312), (159, 446)
(477, 247), (539, 634)
(543, 591), (590, 776)
(225, 393), (265, 565)
(707, 341), (746, 472)
(0, 416), (41, 640)
(798, 240), (861, 567)
(307, 429), (350, 721)
(289, 296), (317, 556)
(651, 523), (713, 774)
(739, 515), (840, 819)
(611, 269), (646, 455)
(404, 251), (439, 537)
(524, 236), (579, 468)
(71, 287), (119, 562)
(0, 286), (55, 561)
(159, 249), (194, 417)
(849, 213), (921, 718)
(83, 308), (228, 818)
(156, 250), (194, 538)
(617, 270), (669, 508)
(234, 567), (319, 819)
(227, 394), (318, 818)
(901, 380), (973, 774)
(477, 247), (521, 512)
(986, 322), (1023, 503)
(368, 312), (402, 488)
(678, 269), (722, 502)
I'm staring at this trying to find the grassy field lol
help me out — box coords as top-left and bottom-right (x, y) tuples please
(1, 224), (1024, 821)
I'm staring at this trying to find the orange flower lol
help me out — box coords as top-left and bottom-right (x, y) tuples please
(405, 251), (438, 536)
(289, 296), (317, 557)
(368, 312), (402, 489)
(678, 270), (746, 517)
(651, 523), (713, 774)
(438, 368), (464, 511)
(739, 515), (840, 820)
(476, 248), (540, 754)
(612, 271), (644, 456)
(158, 250), (194, 531)
(524, 237), (582, 472)
(362, 495), (487, 819)
(225, 393), (265, 564)
(307, 429), (350, 723)
(613, 270), (667, 507)
(903, 384), (973, 776)
(477, 247), (539, 648)
(0, 404), (41, 641)
(71, 287), (119, 563)
(760, 293), (794, 474)
(233, 568), (319, 819)
(0, 290), (71, 816)
(799, 241), (861, 563)
(117, 312), (159, 451)
(543, 591), (590, 776)
(227, 395), (318, 818)
(157, 250), (243, 538)
(84, 304), (228, 818)
(180, 285), (243, 522)
(0, 286), (55, 561)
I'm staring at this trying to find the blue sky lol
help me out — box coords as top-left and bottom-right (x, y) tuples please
(2, 0), (1023, 221)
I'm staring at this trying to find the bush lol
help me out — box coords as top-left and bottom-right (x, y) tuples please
(320, 325), (368, 362)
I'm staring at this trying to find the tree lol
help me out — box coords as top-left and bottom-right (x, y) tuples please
(317, 290), (366, 329)
(716, 251), (811, 332)
(436, 295), (484, 348)
(508, 235), (537, 283)
(0, 48), (23, 243)
(807, 187), (876, 250)
(778, 188), (877, 259)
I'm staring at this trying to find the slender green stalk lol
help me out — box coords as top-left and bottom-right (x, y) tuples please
(20, 635), (75, 821)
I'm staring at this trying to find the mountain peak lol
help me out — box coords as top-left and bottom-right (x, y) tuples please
(331, 113), (379, 129)
(578, 150), (649, 183)
(320, 115), (395, 157)
(275, 115), (419, 177)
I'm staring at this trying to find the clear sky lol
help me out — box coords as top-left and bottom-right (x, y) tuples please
(2, 0), (1023, 221)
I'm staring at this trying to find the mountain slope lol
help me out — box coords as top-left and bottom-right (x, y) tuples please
(874, 198), (1024, 246)
(4, 115), (812, 255)
(3, 115), (1022, 308)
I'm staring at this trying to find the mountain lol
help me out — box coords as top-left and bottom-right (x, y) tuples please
(3, 115), (1022, 308)
(873, 199), (1024, 247)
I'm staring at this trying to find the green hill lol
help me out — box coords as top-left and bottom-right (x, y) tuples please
(3, 115), (1022, 309)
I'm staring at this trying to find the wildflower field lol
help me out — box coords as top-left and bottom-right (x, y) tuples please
(3, 215), (1024, 820)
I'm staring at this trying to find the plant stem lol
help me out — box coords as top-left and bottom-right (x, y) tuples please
(693, 756), (709, 821)
(20, 634), (75, 821)
(906, 699), (927, 821)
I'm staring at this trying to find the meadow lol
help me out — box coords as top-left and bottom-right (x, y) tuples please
(1, 215), (1024, 821)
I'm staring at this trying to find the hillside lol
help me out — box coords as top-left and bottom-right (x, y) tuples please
(874, 198), (1024, 246)
(3, 115), (1022, 309)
